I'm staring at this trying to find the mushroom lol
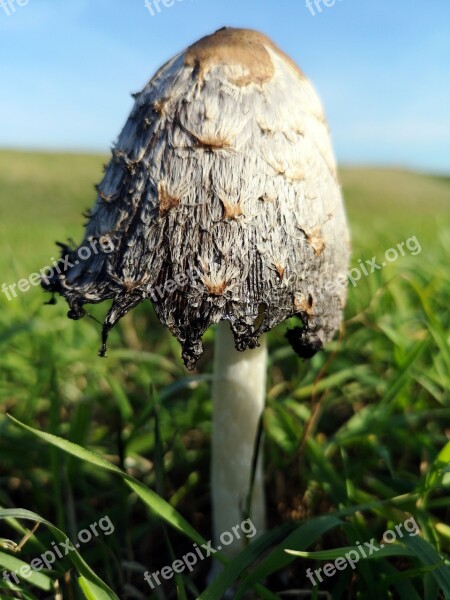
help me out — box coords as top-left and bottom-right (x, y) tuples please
(43, 28), (350, 559)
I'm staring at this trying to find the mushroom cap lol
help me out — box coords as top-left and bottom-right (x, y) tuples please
(43, 27), (350, 369)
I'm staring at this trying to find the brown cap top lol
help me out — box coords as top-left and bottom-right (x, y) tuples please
(185, 27), (304, 86)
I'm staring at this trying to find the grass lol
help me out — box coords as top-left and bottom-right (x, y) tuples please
(0, 149), (449, 599)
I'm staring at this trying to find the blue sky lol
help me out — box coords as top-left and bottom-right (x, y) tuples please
(0, 0), (449, 173)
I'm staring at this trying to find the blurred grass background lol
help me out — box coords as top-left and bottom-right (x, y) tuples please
(0, 150), (449, 599)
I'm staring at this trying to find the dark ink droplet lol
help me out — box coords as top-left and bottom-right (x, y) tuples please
(44, 293), (57, 306)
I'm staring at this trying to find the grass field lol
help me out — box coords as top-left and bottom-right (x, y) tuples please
(0, 149), (449, 599)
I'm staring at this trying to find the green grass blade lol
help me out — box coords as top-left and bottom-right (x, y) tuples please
(8, 414), (207, 547)
(0, 508), (118, 600)
(198, 524), (293, 600)
(285, 544), (414, 560)
(0, 551), (53, 591)
(402, 535), (450, 599)
(234, 515), (344, 598)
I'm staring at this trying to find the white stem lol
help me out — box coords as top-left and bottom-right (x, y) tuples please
(211, 320), (267, 556)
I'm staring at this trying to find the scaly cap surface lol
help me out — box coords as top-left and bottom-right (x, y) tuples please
(43, 27), (350, 369)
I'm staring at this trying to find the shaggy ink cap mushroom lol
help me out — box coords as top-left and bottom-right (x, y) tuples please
(43, 27), (350, 369)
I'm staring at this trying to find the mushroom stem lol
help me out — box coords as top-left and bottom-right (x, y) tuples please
(211, 320), (267, 555)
